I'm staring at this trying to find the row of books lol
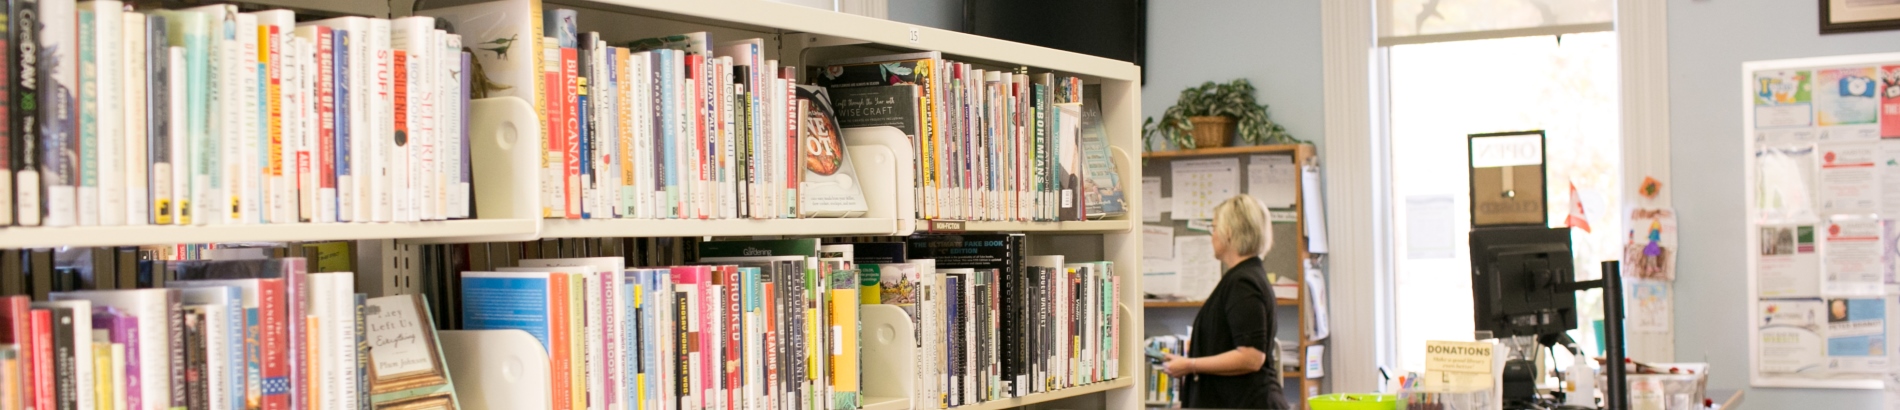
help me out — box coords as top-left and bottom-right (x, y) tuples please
(1142, 334), (1300, 408)
(3, 1), (479, 227)
(813, 55), (1127, 222)
(889, 234), (1123, 407)
(452, 235), (1122, 410)
(421, 1), (873, 220)
(0, 258), (459, 410)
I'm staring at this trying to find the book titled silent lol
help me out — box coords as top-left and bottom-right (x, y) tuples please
(364, 294), (459, 409)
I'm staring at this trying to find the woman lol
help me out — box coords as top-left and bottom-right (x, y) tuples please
(1162, 194), (1288, 409)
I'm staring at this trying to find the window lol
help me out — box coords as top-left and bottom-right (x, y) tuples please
(1387, 31), (1621, 372)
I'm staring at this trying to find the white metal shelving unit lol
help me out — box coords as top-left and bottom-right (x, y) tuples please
(17, 0), (1144, 408)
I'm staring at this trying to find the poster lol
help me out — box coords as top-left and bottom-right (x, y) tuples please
(1827, 297), (1890, 373)
(1406, 195), (1456, 260)
(1761, 225), (1823, 298)
(1757, 69), (1815, 129)
(1818, 67), (1882, 141)
(1143, 176), (1163, 222)
(1826, 219), (1887, 296)
(1247, 155), (1298, 208)
(1758, 146), (1819, 222)
(1630, 281), (1671, 332)
(1141, 258), (1180, 299)
(1171, 158), (1240, 220)
(1880, 65), (1900, 138)
(1625, 208), (1678, 281)
(1143, 225), (1174, 260)
(1174, 235), (1223, 300)
(1760, 299), (1827, 374)
(1819, 142), (1880, 214)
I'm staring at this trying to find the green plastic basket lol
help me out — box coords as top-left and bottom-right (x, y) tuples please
(1306, 393), (1401, 410)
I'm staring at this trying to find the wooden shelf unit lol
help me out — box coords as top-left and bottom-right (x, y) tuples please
(1139, 144), (1324, 408)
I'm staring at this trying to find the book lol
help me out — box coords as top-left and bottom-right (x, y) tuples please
(1077, 85), (1123, 219)
(812, 52), (942, 220)
(144, 14), (171, 226)
(8, 0), (37, 227)
(91, 307), (139, 410)
(420, 0), (545, 215)
(166, 257), (304, 410)
(459, 270), (568, 410)
(122, 10), (148, 226)
(40, 0), (79, 227)
(182, 305), (205, 410)
(177, 286), (242, 410)
(83, 1), (123, 227)
(49, 288), (179, 409)
(363, 294), (460, 408)
(791, 85), (868, 218)
(30, 301), (92, 410)
(392, 16), (434, 223)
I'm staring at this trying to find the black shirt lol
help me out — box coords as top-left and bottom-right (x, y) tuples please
(1183, 257), (1288, 409)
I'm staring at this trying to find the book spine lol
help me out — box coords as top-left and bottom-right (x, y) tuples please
(76, 8), (95, 227)
(657, 51), (675, 219)
(39, 0), (76, 228)
(28, 310), (49, 410)
(451, 40), (471, 220)
(562, 47), (579, 220)
(301, 317), (315, 410)
(584, 271), (604, 410)
(695, 55), (711, 220)
(354, 294), (367, 410)
(674, 273), (692, 410)
(392, 48), (409, 222)
(259, 279), (287, 410)
(50, 308), (74, 410)
(551, 273), (571, 410)
(264, 24), (284, 224)
(209, 7), (234, 227)
(314, 27), (336, 223)
(417, 30), (438, 222)
(94, 3), (122, 227)
(234, 14), (257, 226)
(169, 45), (186, 226)
(576, 49), (593, 220)
(780, 67), (795, 219)
(723, 266), (741, 410)
(366, 20), (389, 223)
(542, 37), (562, 219)
(402, 29), (421, 222)
(10, 0), (38, 227)
(618, 48), (636, 218)
(331, 30), (351, 224)
(124, 12), (148, 226)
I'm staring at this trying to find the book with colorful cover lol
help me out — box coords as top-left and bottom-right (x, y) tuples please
(364, 294), (459, 408)
(8, 0), (36, 227)
(459, 270), (568, 410)
(812, 52), (942, 219)
(1077, 85), (1123, 219)
(792, 85), (868, 218)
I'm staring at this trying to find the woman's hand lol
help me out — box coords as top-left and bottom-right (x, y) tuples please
(1162, 354), (1194, 377)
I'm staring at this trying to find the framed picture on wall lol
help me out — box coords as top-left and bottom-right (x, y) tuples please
(1821, 0), (1900, 34)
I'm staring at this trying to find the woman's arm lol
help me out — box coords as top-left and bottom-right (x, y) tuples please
(1161, 347), (1268, 377)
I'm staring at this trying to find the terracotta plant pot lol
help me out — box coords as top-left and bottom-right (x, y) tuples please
(1188, 115), (1235, 148)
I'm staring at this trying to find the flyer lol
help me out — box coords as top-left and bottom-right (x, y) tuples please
(1756, 69), (1815, 129)
(1819, 142), (1880, 214)
(1761, 225), (1822, 298)
(1826, 297), (1889, 373)
(1825, 219), (1886, 296)
(1758, 146), (1819, 222)
(1760, 299), (1827, 374)
(1817, 66), (1881, 141)
(1880, 65), (1900, 139)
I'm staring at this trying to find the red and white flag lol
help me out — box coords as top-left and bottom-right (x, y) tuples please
(1566, 182), (1591, 233)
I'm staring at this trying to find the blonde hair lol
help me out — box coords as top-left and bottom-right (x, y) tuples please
(1214, 195), (1271, 257)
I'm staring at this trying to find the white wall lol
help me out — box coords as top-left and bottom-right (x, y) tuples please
(1668, 0), (1900, 407)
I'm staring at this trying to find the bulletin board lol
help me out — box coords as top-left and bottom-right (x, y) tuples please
(1743, 52), (1900, 389)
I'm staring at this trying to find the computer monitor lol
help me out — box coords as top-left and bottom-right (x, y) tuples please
(1470, 226), (1577, 339)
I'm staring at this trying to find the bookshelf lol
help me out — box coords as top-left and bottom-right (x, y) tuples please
(1139, 144), (1323, 408)
(8, 0), (1145, 409)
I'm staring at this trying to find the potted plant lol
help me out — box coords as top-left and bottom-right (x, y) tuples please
(1143, 79), (1299, 150)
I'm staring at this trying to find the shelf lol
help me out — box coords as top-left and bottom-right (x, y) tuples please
(540, 217), (899, 238)
(1140, 144), (1312, 159)
(924, 219), (1132, 234)
(861, 396), (908, 410)
(951, 378), (1133, 410)
(0, 219), (541, 248)
(1143, 299), (1300, 308)
(574, 0), (1140, 82)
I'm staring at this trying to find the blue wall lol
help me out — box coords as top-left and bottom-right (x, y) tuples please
(1141, 0), (1325, 150)
(1669, 0), (1900, 407)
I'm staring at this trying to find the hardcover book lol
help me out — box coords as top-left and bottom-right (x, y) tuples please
(364, 294), (460, 409)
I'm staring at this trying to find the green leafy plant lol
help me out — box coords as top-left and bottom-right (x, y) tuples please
(1143, 79), (1301, 150)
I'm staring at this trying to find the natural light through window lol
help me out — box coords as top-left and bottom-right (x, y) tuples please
(1388, 31), (1622, 373)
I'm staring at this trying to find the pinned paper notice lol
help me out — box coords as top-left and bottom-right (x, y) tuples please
(1248, 155), (1298, 208)
(1143, 177), (1164, 222)
(1172, 158), (1241, 220)
(1143, 225), (1175, 260)
(1186, 219), (1214, 233)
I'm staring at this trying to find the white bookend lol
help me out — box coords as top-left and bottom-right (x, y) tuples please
(235, 12), (259, 225)
(123, 11), (149, 226)
(368, 18), (392, 223)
